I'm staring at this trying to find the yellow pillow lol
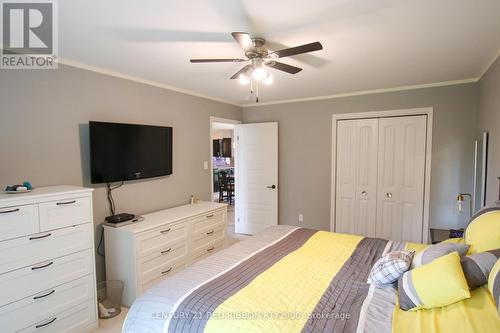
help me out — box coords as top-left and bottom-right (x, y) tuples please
(441, 237), (464, 244)
(465, 208), (500, 254)
(398, 252), (470, 311)
(488, 258), (500, 315)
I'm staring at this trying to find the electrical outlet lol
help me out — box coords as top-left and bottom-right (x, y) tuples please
(298, 214), (304, 223)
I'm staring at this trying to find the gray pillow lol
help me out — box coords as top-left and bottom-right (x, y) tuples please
(412, 242), (469, 267)
(461, 249), (500, 290)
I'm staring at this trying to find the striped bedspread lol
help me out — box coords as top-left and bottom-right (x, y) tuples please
(123, 226), (500, 333)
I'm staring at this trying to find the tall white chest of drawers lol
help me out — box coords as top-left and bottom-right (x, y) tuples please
(0, 186), (97, 333)
(104, 201), (228, 307)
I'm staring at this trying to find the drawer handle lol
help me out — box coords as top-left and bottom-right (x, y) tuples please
(35, 317), (57, 328)
(206, 214), (214, 219)
(161, 248), (172, 255)
(207, 246), (215, 252)
(29, 233), (52, 241)
(33, 289), (55, 300)
(32, 261), (54, 270)
(161, 267), (173, 275)
(206, 230), (215, 236)
(0, 208), (20, 214)
(160, 228), (171, 234)
(56, 200), (76, 206)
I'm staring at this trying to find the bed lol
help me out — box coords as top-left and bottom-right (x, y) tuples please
(123, 225), (500, 333)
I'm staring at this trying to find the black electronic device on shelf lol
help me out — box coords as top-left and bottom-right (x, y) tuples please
(105, 213), (135, 224)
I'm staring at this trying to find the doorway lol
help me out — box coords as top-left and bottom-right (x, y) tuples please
(210, 118), (279, 242)
(210, 117), (244, 245)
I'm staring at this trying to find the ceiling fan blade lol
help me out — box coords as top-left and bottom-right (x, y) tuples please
(270, 42), (323, 59)
(230, 65), (253, 79)
(190, 58), (246, 63)
(267, 61), (302, 74)
(231, 32), (256, 53)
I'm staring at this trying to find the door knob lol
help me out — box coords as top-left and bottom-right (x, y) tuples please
(267, 185), (276, 189)
(386, 192), (393, 198)
(361, 191), (368, 197)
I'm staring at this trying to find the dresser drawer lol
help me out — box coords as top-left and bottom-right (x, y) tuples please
(140, 261), (186, 293)
(0, 249), (93, 307)
(0, 204), (39, 242)
(193, 224), (225, 250)
(139, 242), (188, 280)
(137, 221), (188, 258)
(192, 209), (225, 231)
(139, 256), (187, 286)
(192, 238), (224, 263)
(0, 274), (94, 332)
(0, 223), (92, 274)
(17, 298), (96, 333)
(39, 196), (91, 231)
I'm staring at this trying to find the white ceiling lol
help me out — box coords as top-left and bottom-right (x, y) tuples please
(60, 0), (500, 106)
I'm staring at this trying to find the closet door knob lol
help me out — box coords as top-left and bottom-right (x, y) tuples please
(386, 192), (393, 198)
(361, 191), (368, 197)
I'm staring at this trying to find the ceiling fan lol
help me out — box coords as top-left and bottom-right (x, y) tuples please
(190, 32), (323, 102)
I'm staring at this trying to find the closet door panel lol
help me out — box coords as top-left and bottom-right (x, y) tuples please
(377, 120), (402, 240)
(400, 116), (427, 242)
(335, 120), (358, 234)
(354, 119), (378, 237)
(376, 116), (426, 242)
(380, 200), (399, 240)
(336, 119), (378, 236)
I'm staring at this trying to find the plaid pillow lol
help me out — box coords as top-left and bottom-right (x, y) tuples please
(368, 250), (415, 286)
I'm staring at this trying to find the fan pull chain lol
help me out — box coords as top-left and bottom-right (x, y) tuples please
(256, 81), (259, 103)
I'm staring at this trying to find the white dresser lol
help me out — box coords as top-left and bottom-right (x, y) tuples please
(0, 185), (97, 333)
(104, 201), (227, 307)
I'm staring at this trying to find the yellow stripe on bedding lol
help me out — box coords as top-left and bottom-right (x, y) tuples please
(393, 285), (500, 332)
(204, 231), (363, 333)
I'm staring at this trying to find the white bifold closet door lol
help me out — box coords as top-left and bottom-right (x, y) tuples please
(376, 116), (426, 242)
(335, 115), (427, 243)
(335, 119), (379, 237)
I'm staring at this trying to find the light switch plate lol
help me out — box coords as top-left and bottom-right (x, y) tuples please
(203, 161), (209, 170)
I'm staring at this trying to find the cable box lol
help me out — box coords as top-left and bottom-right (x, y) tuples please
(105, 213), (135, 224)
(103, 215), (144, 228)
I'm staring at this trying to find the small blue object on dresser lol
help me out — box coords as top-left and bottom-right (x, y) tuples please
(4, 181), (34, 193)
(22, 181), (33, 190)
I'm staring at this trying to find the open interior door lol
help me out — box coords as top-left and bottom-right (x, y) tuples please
(235, 122), (278, 234)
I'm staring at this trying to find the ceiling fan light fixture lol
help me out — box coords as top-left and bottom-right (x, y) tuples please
(239, 74), (250, 85)
(262, 74), (273, 85)
(252, 66), (267, 81)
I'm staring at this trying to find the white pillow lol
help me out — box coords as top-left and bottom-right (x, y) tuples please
(367, 250), (415, 286)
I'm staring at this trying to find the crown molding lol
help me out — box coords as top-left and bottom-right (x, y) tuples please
(57, 58), (240, 107)
(241, 78), (479, 108)
(56, 58), (483, 109)
(479, 49), (500, 80)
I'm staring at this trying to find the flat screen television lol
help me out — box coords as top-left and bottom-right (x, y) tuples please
(89, 121), (173, 184)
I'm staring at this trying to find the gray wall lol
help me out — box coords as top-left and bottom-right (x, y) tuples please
(243, 83), (479, 232)
(478, 56), (500, 205)
(0, 64), (242, 282)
